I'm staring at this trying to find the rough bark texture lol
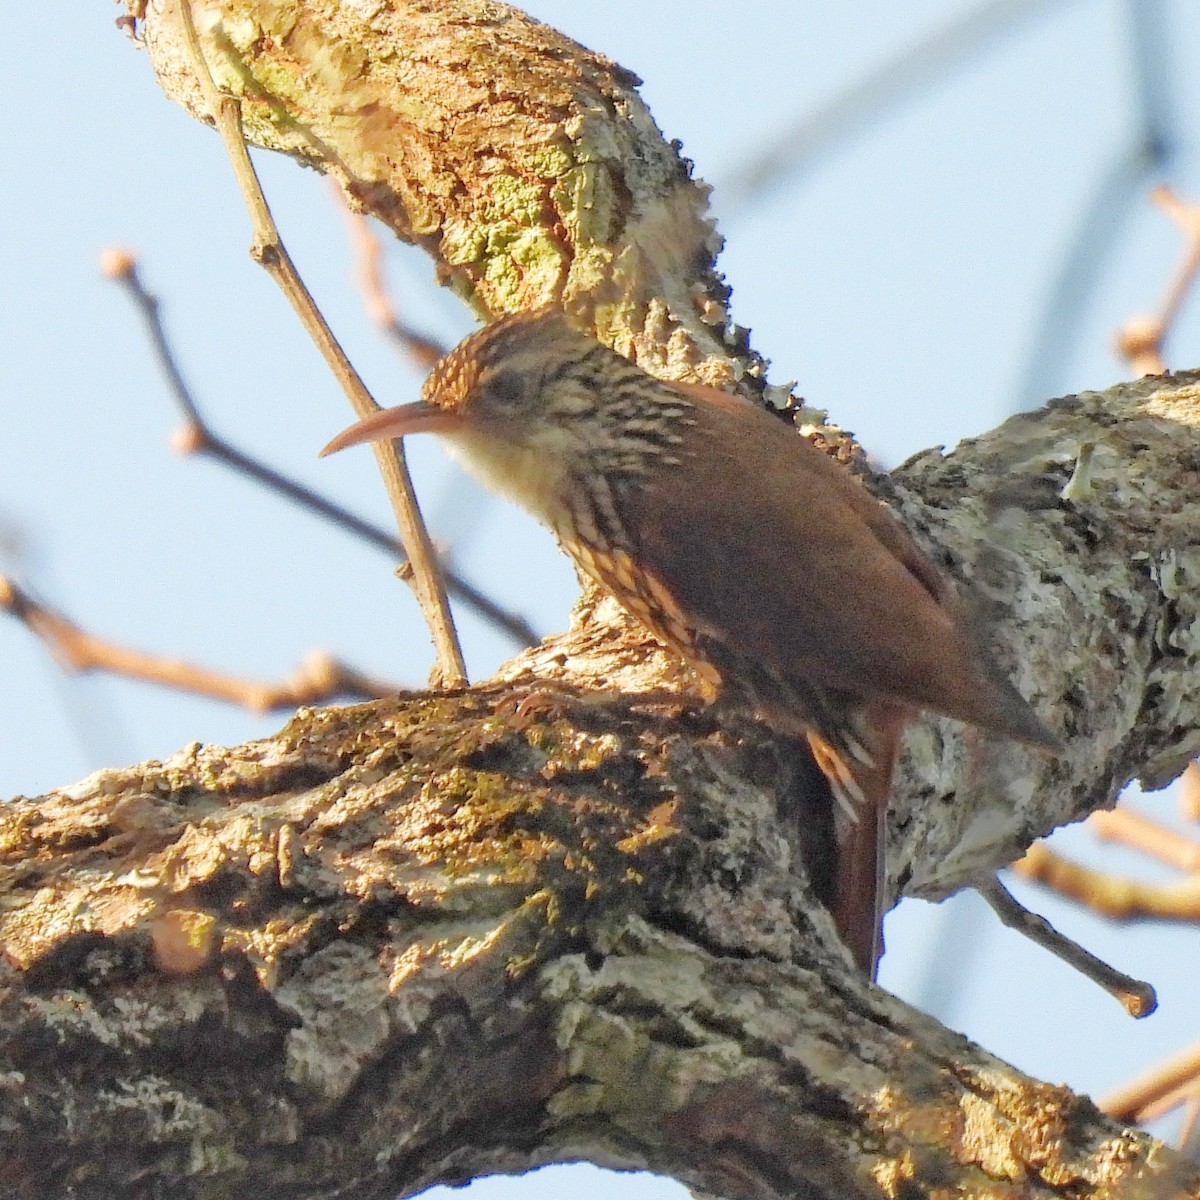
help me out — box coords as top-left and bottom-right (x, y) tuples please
(3, 653), (1199, 1200)
(138, 0), (771, 397)
(7, 0), (1198, 1195)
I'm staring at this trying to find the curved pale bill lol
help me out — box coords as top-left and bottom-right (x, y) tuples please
(320, 401), (462, 457)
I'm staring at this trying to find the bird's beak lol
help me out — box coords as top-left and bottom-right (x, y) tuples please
(319, 401), (462, 457)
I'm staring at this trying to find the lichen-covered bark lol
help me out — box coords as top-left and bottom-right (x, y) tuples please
(4, 359), (1200, 1197)
(15, 0), (1197, 1195)
(2, 675), (1198, 1199)
(883, 376), (1200, 902)
(135, 0), (765, 395)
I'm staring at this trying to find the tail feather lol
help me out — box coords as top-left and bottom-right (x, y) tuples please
(807, 702), (907, 979)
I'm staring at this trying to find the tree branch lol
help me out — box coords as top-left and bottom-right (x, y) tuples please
(130, 0), (771, 401)
(0, 574), (398, 713)
(19, 0), (1200, 1194)
(2, 678), (1197, 1198)
(6, 347), (1200, 1192)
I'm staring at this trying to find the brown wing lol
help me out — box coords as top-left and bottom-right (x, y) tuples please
(625, 381), (1054, 747)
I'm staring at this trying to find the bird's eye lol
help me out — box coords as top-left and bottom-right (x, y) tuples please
(483, 369), (524, 409)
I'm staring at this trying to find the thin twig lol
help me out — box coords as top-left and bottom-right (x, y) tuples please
(1099, 1041), (1200, 1121)
(1020, 0), (1174, 406)
(1181, 760), (1200, 823)
(979, 877), (1156, 1018)
(1088, 807), (1200, 873)
(0, 511), (33, 573)
(1114, 185), (1200, 376)
(173, 0), (466, 687)
(0, 575), (394, 713)
(720, 0), (1076, 212)
(1148, 186), (1200, 334)
(101, 250), (537, 649)
(335, 194), (446, 369)
(1017, 148), (1163, 409)
(1136, 1079), (1200, 1125)
(1012, 842), (1200, 921)
(1113, 314), (1167, 377)
(1179, 1092), (1200, 1157)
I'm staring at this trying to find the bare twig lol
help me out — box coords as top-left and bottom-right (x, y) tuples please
(720, 0), (1077, 211)
(1013, 842), (1200, 921)
(1180, 1093), (1200, 1157)
(1146, 186), (1200, 337)
(979, 877), (1156, 1018)
(335, 196), (446, 369)
(173, 0), (466, 687)
(1137, 1079), (1200, 1125)
(100, 250), (538, 649)
(1114, 185), (1200, 376)
(1181, 761), (1200, 822)
(1019, 0), (1174, 407)
(1099, 1041), (1200, 1122)
(1018, 150), (1165, 409)
(1114, 315), (1168, 378)
(1089, 807), (1200, 873)
(0, 511), (33, 573)
(0, 575), (394, 713)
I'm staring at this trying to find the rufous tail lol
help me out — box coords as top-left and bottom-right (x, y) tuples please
(806, 702), (907, 979)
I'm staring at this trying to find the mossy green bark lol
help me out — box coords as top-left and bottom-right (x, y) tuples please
(136, 0), (768, 395)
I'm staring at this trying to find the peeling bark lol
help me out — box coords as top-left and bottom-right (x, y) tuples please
(9, 0), (1200, 1195)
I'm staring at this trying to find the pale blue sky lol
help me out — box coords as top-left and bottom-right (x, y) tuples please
(3, 0), (1199, 1188)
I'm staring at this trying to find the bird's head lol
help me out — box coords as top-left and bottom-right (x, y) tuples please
(321, 309), (695, 529)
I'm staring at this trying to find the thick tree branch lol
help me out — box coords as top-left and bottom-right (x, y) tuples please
(17, 0), (1198, 1195)
(129, 0), (774, 400)
(881, 374), (1200, 901)
(5, 355), (1200, 1194)
(3, 673), (1198, 1199)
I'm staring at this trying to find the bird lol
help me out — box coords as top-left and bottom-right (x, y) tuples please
(321, 307), (1059, 976)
